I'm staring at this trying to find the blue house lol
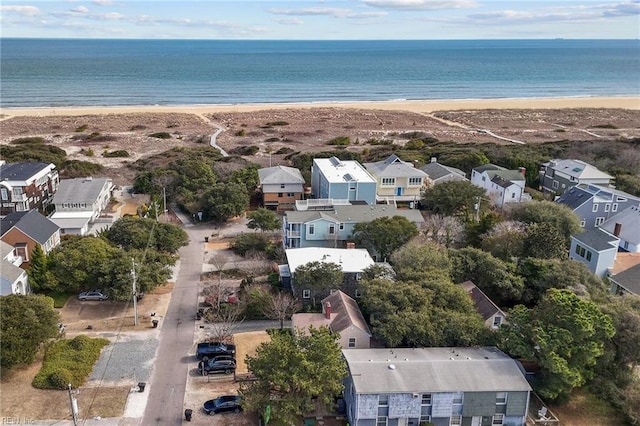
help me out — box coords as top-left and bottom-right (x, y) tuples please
(569, 228), (619, 278)
(311, 157), (377, 205)
(342, 347), (532, 426)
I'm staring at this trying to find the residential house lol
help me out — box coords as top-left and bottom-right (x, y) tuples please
(539, 159), (613, 196)
(311, 157), (377, 205)
(470, 164), (530, 207)
(342, 347), (532, 426)
(291, 290), (372, 349)
(0, 241), (29, 295)
(0, 210), (61, 266)
(363, 154), (428, 203)
(49, 177), (114, 235)
(608, 263), (640, 296)
(419, 157), (468, 186)
(280, 247), (375, 302)
(257, 165), (305, 211)
(569, 228), (619, 278)
(283, 203), (424, 250)
(556, 184), (640, 229)
(600, 205), (640, 252)
(460, 281), (507, 329)
(0, 161), (59, 216)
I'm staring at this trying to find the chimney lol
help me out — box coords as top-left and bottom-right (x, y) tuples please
(518, 167), (526, 178)
(324, 302), (331, 319)
(430, 157), (437, 163)
(613, 223), (622, 237)
(346, 242), (356, 249)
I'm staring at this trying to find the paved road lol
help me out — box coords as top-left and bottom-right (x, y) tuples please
(141, 225), (210, 425)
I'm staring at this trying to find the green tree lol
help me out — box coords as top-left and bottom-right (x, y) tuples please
(421, 180), (486, 217)
(499, 289), (615, 400)
(352, 216), (419, 261)
(247, 208), (281, 232)
(0, 294), (60, 370)
(241, 327), (347, 426)
(105, 217), (188, 253)
(201, 182), (249, 222)
(27, 244), (56, 291)
(480, 221), (526, 261)
(294, 261), (343, 305)
(523, 222), (568, 260)
(389, 238), (451, 282)
(231, 165), (260, 194)
(449, 247), (524, 307)
(508, 200), (582, 246)
(230, 233), (275, 257)
(614, 173), (640, 197)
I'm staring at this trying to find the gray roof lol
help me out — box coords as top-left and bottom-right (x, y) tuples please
(542, 159), (613, 180)
(342, 347), (531, 394)
(322, 290), (371, 336)
(364, 155), (428, 179)
(488, 170), (525, 184)
(473, 164), (504, 173)
(601, 205), (640, 246)
(0, 162), (53, 181)
(1, 261), (26, 295)
(610, 263), (640, 295)
(285, 204), (424, 225)
(0, 210), (59, 244)
(52, 177), (111, 204)
(0, 241), (15, 260)
(571, 228), (619, 251)
(460, 281), (506, 321)
(258, 166), (305, 185)
(556, 184), (640, 211)
(420, 162), (466, 182)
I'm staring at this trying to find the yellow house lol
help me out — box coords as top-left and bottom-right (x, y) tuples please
(363, 154), (428, 203)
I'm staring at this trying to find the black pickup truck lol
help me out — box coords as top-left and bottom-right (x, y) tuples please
(196, 342), (236, 360)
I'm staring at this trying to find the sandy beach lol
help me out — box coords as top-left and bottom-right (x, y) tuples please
(1, 96), (639, 118)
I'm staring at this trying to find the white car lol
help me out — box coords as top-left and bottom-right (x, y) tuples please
(78, 290), (109, 301)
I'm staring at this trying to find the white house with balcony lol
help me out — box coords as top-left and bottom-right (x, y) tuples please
(364, 154), (429, 204)
(49, 177), (113, 235)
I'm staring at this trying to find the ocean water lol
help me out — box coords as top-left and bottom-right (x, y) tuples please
(0, 39), (638, 108)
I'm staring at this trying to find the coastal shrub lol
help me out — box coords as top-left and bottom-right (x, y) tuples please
(591, 124), (618, 129)
(129, 124), (147, 131)
(166, 123), (179, 128)
(230, 233), (273, 257)
(235, 129), (246, 137)
(149, 132), (172, 139)
(75, 124), (88, 132)
(11, 137), (45, 145)
(366, 138), (393, 145)
(265, 137), (280, 142)
(275, 147), (294, 155)
(79, 148), (95, 157)
(86, 132), (102, 139)
(0, 144), (67, 166)
(265, 121), (289, 127)
(229, 145), (259, 156)
(327, 136), (350, 146)
(32, 335), (109, 389)
(102, 150), (130, 158)
(405, 139), (425, 150)
(61, 160), (104, 178)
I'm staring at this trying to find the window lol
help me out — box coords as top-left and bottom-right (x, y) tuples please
(624, 241), (629, 250)
(450, 414), (462, 426)
(420, 416), (432, 423)
(592, 204), (599, 212)
(575, 245), (586, 258)
(409, 177), (422, 186)
(376, 417), (388, 426)
(492, 414), (504, 425)
(378, 395), (389, 407)
(552, 180), (559, 189)
(580, 220), (586, 228)
(595, 217), (605, 226)
(278, 192), (283, 198)
(348, 338), (356, 348)
(287, 192), (295, 197)
(493, 316), (502, 328)
(452, 393), (463, 404)
(617, 196), (627, 202)
(354, 288), (362, 298)
(586, 251), (592, 261)
(421, 394), (432, 405)
(0, 187), (7, 200)
(281, 183), (286, 189)
(605, 204), (610, 212)
(613, 203), (618, 212)
(309, 224), (315, 235)
(496, 392), (507, 404)
(339, 223), (344, 230)
(511, 192), (516, 198)
(381, 178), (395, 186)
(482, 176), (486, 182)
(355, 273), (362, 281)
(329, 224), (336, 234)
(302, 290), (311, 299)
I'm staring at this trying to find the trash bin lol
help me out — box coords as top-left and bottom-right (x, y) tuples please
(204, 236), (209, 242)
(138, 382), (146, 392)
(152, 319), (159, 328)
(184, 409), (193, 421)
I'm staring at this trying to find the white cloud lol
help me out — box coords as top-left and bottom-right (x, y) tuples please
(91, 0), (113, 5)
(269, 7), (386, 19)
(277, 17), (304, 25)
(362, 0), (477, 11)
(0, 5), (41, 16)
(70, 5), (89, 14)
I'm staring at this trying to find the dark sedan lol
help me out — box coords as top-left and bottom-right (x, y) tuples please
(203, 395), (243, 415)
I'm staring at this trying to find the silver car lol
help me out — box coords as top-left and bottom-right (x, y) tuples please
(78, 290), (109, 301)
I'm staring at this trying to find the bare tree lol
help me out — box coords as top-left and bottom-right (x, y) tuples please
(262, 291), (301, 330)
(203, 303), (245, 342)
(209, 252), (230, 310)
(424, 214), (465, 248)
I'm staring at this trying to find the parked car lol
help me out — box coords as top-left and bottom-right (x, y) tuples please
(196, 341), (236, 360)
(78, 290), (109, 301)
(208, 354), (236, 363)
(198, 359), (236, 375)
(203, 395), (243, 415)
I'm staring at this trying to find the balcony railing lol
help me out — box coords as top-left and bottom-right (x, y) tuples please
(526, 393), (559, 426)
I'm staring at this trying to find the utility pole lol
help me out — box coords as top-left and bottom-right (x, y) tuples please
(163, 186), (167, 218)
(68, 383), (79, 426)
(131, 258), (138, 326)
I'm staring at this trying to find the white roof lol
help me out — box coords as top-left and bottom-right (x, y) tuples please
(313, 157), (376, 184)
(52, 177), (112, 204)
(544, 159), (613, 180)
(50, 211), (94, 219)
(601, 205), (640, 245)
(285, 247), (375, 274)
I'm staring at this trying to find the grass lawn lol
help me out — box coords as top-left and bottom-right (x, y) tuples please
(43, 290), (73, 308)
(549, 388), (626, 426)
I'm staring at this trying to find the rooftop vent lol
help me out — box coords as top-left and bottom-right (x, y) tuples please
(388, 364), (396, 370)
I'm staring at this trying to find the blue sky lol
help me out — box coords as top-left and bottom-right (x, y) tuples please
(1, 0), (639, 39)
